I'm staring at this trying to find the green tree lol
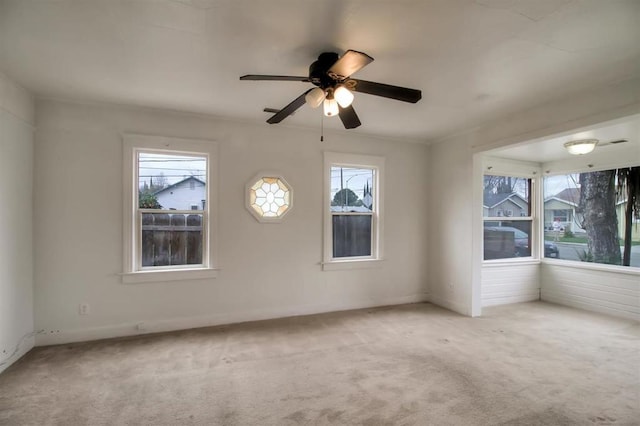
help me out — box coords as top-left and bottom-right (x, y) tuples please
(332, 188), (362, 207)
(139, 192), (162, 209)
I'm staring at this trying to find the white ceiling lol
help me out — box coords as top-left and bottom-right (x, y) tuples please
(487, 114), (640, 164)
(1, 0), (639, 141)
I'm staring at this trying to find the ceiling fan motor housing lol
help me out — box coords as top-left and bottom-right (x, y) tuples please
(309, 52), (340, 88)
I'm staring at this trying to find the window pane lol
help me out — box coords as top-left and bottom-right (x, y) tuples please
(330, 166), (374, 213)
(544, 169), (640, 267)
(483, 175), (531, 217)
(138, 152), (207, 210)
(332, 215), (372, 258)
(141, 212), (203, 266)
(484, 221), (533, 260)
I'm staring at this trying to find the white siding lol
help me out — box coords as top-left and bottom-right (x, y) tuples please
(155, 179), (206, 210)
(541, 263), (639, 321)
(482, 263), (540, 307)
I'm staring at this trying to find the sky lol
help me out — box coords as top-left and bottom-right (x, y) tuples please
(330, 167), (374, 200)
(138, 152), (207, 189)
(543, 174), (579, 198)
(484, 174), (579, 199)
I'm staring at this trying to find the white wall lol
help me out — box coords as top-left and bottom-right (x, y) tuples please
(0, 74), (35, 373)
(427, 133), (475, 315)
(33, 99), (430, 345)
(427, 76), (640, 317)
(541, 263), (639, 321)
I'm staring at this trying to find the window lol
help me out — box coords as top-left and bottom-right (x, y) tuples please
(323, 152), (384, 269)
(483, 175), (534, 260)
(122, 134), (218, 283)
(245, 174), (293, 223)
(543, 168), (639, 267)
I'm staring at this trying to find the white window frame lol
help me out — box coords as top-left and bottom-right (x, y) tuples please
(121, 134), (218, 283)
(323, 152), (384, 271)
(482, 166), (539, 263)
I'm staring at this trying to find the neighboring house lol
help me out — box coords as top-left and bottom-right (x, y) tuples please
(483, 192), (528, 218)
(154, 176), (206, 211)
(544, 187), (583, 233)
(544, 188), (639, 240)
(616, 199), (640, 241)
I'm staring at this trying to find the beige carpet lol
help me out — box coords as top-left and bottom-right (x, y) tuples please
(1, 301), (638, 425)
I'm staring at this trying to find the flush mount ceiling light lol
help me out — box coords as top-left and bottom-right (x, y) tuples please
(564, 139), (598, 155)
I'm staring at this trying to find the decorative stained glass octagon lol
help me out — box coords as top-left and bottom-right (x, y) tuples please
(246, 174), (293, 223)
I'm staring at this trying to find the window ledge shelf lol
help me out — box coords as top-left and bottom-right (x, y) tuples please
(483, 259), (540, 267)
(542, 258), (640, 276)
(322, 259), (384, 271)
(121, 268), (219, 284)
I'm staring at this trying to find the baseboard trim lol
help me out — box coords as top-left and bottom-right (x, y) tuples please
(35, 293), (430, 346)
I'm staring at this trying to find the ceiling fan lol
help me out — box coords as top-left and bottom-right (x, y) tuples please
(240, 49), (422, 130)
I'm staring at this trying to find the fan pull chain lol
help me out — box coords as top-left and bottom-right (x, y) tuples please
(320, 113), (324, 142)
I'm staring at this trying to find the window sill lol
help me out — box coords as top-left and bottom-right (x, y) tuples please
(483, 258), (540, 267)
(322, 258), (384, 271)
(121, 268), (219, 284)
(542, 258), (640, 276)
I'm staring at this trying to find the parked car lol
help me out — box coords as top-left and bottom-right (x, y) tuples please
(545, 241), (559, 258)
(484, 226), (559, 258)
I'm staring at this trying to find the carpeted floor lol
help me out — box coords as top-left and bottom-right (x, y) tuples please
(1, 301), (638, 425)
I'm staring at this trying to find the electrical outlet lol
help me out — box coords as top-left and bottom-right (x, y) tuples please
(79, 303), (90, 315)
(136, 322), (146, 331)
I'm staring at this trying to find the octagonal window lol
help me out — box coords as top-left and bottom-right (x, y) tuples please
(246, 174), (292, 222)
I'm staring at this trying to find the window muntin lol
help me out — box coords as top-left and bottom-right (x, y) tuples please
(543, 169), (639, 267)
(137, 151), (208, 269)
(483, 175), (534, 260)
(323, 153), (384, 267)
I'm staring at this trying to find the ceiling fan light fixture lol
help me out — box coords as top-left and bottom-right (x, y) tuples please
(305, 87), (326, 108)
(323, 98), (339, 117)
(334, 85), (354, 108)
(564, 139), (598, 155)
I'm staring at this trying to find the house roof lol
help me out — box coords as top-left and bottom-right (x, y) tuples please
(546, 188), (580, 207)
(153, 176), (205, 196)
(483, 192), (527, 209)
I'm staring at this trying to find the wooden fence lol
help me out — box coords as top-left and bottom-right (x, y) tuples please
(141, 213), (202, 266)
(332, 215), (372, 258)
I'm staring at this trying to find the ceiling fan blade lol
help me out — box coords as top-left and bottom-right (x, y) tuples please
(338, 104), (361, 129)
(240, 75), (310, 82)
(347, 79), (422, 103)
(266, 89), (312, 124)
(327, 50), (374, 80)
